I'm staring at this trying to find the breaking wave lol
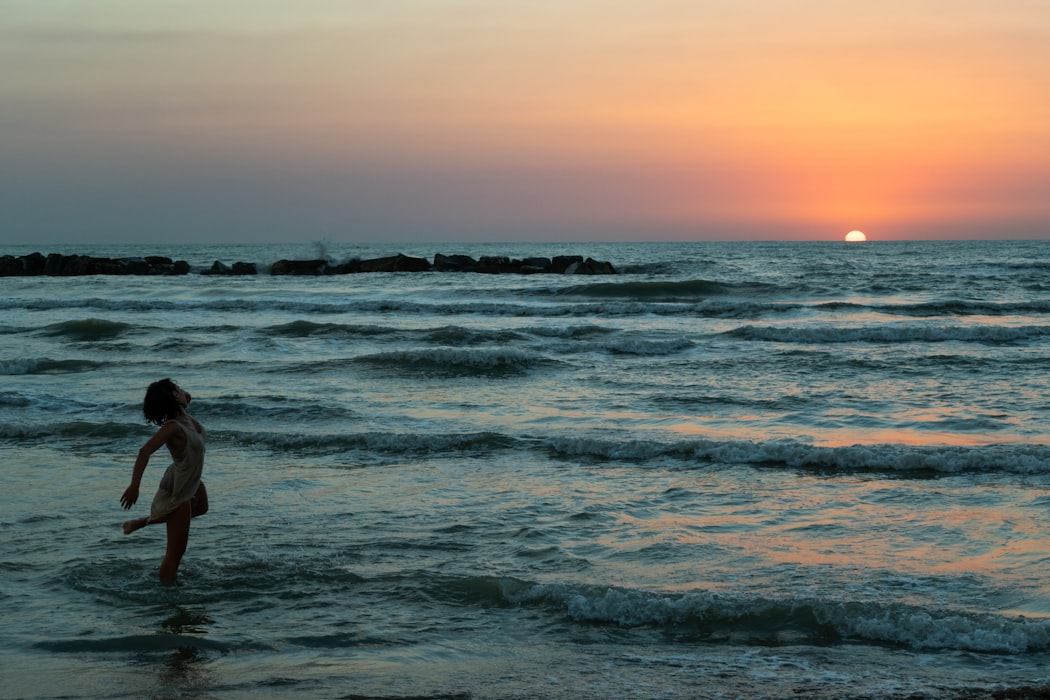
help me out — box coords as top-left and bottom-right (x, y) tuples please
(727, 323), (1050, 345)
(507, 581), (1050, 653)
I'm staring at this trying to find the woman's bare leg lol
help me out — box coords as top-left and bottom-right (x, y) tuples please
(158, 501), (192, 583)
(125, 482), (205, 535)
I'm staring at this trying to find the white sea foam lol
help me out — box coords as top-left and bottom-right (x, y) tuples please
(545, 436), (1050, 474)
(508, 583), (1050, 652)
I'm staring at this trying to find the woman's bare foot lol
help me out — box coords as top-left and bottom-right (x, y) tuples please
(122, 517), (148, 535)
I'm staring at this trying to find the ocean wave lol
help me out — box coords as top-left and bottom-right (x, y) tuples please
(0, 392), (31, 408)
(37, 318), (134, 341)
(545, 436), (1050, 475)
(992, 260), (1050, 272)
(275, 322), (534, 346)
(423, 325), (529, 345)
(652, 394), (811, 411)
(727, 323), (1050, 345)
(866, 300), (1050, 317)
(225, 429), (515, 456)
(0, 294), (843, 321)
(189, 429), (1050, 475)
(529, 324), (619, 339)
(60, 552), (1050, 655)
(0, 295), (715, 318)
(506, 582), (1050, 653)
(203, 395), (359, 422)
(13, 293), (1050, 326)
(352, 347), (550, 376)
(535, 331), (698, 356)
(555, 279), (736, 300)
(0, 296), (369, 316)
(550, 278), (820, 302)
(597, 335), (695, 355)
(6, 410), (1047, 475)
(265, 322), (684, 356)
(0, 358), (106, 375)
(0, 420), (136, 442)
(0, 390), (122, 416)
(261, 320), (400, 338)
(33, 634), (276, 654)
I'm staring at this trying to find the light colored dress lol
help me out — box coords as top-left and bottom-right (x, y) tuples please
(149, 416), (206, 521)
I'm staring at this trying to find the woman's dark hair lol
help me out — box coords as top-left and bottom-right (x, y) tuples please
(143, 378), (182, 426)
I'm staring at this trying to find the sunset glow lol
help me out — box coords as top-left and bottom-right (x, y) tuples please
(1, 1), (1048, 244)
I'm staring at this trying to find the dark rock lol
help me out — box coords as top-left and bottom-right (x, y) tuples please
(205, 260), (256, 275)
(356, 254), (431, 273)
(324, 259), (359, 275)
(27, 253), (187, 275)
(552, 255), (584, 274)
(0, 255), (25, 276)
(355, 255), (400, 273)
(475, 255), (513, 274)
(95, 258), (128, 275)
(2, 252), (46, 276)
(522, 257), (552, 271)
(580, 257), (618, 275)
(433, 253), (477, 271)
(393, 254), (430, 272)
(122, 258), (151, 275)
(24, 252), (46, 275)
(65, 255), (87, 275)
(271, 259), (328, 275)
(479, 255), (510, 268)
(560, 257), (617, 275)
(0, 251), (616, 276)
(203, 261), (232, 275)
(44, 254), (65, 275)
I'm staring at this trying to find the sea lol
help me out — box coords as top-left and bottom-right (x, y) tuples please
(2, 240), (1049, 700)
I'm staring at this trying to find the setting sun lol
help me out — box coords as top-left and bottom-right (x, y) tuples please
(845, 230), (868, 242)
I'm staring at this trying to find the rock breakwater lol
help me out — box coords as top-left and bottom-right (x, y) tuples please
(1, 252), (617, 276)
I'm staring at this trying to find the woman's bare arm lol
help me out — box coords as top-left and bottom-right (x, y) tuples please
(120, 421), (182, 510)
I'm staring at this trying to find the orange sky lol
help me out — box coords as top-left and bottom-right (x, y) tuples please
(2, 1), (1047, 243)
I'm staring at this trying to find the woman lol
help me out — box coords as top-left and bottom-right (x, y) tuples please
(121, 378), (208, 582)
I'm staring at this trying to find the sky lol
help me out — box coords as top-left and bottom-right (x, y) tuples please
(2, 0), (1048, 244)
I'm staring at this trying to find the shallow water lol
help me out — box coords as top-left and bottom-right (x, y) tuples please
(2, 240), (1050, 699)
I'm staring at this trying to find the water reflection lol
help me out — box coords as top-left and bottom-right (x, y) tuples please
(155, 607), (217, 691)
(161, 607), (214, 635)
